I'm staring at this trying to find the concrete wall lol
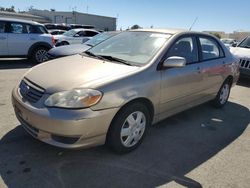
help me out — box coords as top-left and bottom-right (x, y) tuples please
(29, 9), (116, 31)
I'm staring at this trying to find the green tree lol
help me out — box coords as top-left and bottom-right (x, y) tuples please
(210, 32), (221, 39)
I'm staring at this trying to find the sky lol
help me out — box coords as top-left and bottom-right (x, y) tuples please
(0, 0), (249, 33)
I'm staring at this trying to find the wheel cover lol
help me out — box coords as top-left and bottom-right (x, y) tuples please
(120, 111), (146, 148)
(35, 49), (47, 63)
(219, 84), (230, 104)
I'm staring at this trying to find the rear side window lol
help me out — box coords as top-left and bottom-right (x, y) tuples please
(166, 36), (198, 64)
(199, 37), (224, 61)
(10, 23), (26, 34)
(0, 22), (6, 33)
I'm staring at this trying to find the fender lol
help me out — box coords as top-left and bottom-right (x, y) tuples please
(28, 42), (53, 57)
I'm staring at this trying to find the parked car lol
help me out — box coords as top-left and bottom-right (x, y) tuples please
(221, 38), (237, 47)
(0, 18), (55, 63)
(54, 29), (100, 46)
(69, 24), (95, 29)
(49, 29), (66, 35)
(12, 29), (239, 153)
(230, 36), (250, 78)
(45, 31), (120, 60)
(44, 23), (70, 31)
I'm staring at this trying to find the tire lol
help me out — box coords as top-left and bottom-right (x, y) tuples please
(107, 103), (151, 154)
(212, 80), (231, 108)
(31, 46), (49, 63)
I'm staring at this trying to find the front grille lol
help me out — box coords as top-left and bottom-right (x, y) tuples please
(19, 78), (45, 103)
(239, 59), (250, 70)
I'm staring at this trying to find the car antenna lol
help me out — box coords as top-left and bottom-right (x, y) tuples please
(189, 17), (198, 31)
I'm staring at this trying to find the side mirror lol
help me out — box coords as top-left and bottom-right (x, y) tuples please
(232, 42), (237, 47)
(74, 34), (80, 37)
(163, 56), (186, 68)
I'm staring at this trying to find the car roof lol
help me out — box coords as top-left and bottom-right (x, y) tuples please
(69, 28), (100, 32)
(130, 28), (213, 37)
(131, 28), (186, 35)
(0, 17), (42, 25)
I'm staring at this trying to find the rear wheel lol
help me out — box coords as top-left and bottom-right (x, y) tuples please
(31, 46), (49, 63)
(107, 103), (150, 154)
(212, 80), (231, 108)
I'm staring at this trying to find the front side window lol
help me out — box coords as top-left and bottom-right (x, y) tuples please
(88, 31), (171, 65)
(166, 37), (198, 64)
(199, 37), (224, 60)
(0, 22), (6, 33)
(85, 31), (98, 37)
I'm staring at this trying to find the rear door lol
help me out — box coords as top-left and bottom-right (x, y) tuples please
(159, 35), (203, 115)
(197, 35), (226, 96)
(0, 21), (8, 56)
(7, 22), (35, 56)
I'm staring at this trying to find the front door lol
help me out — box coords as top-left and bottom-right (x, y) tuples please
(7, 22), (34, 56)
(159, 36), (203, 117)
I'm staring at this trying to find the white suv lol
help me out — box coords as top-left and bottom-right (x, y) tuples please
(0, 18), (55, 63)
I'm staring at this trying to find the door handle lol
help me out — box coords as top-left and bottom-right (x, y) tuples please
(0, 37), (6, 40)
(197, 67), (201, 73)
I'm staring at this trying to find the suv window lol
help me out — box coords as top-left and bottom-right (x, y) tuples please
(0, 22), (6, 33)
(199, 37), (224, 60)
(85, 31), (98, 37)
(10, 23), (27, 34)
(166, 36), (198, 64)
(35, 25), (48, 34)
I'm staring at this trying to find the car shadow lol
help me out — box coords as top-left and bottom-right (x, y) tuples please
(0, 59), (35, 69)
(0, 102), (249, 188)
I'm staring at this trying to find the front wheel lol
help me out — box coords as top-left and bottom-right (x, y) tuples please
(212, 80), (231, 108)
(107, 103), (151, 154)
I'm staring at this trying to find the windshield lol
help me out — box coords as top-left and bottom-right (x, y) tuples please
(84, 32), (117, 46)
(88, 31), (171, 65)
(238, 37), (250, 48)
(63, 29), (78, 37)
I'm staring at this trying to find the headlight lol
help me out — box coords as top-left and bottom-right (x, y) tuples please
(45, 89), (102, 108)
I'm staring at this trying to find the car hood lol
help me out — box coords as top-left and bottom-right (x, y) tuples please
(48, 44), (90, 57)
(24, 54), (140, 93)
(230, 47), (250, 59)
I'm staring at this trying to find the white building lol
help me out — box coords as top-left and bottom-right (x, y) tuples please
(29, 9), (116, 31)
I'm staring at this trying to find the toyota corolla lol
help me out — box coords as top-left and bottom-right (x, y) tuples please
(12, 29), (239, 153)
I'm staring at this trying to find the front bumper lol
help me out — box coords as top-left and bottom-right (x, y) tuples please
(12, 87), (118, 149)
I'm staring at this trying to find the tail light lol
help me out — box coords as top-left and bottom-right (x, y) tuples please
(52, 36), (56, 45)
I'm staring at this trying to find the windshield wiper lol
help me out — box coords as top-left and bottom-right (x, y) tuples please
(98, 55), (132, 66)
(83, 51), (106, 61)
(85, 43), (94, 47)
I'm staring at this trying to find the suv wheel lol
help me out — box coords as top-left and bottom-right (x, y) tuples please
(31, 46), (49, 63)
(107, 103), (150, 154)
(212, 80), (231, 108)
